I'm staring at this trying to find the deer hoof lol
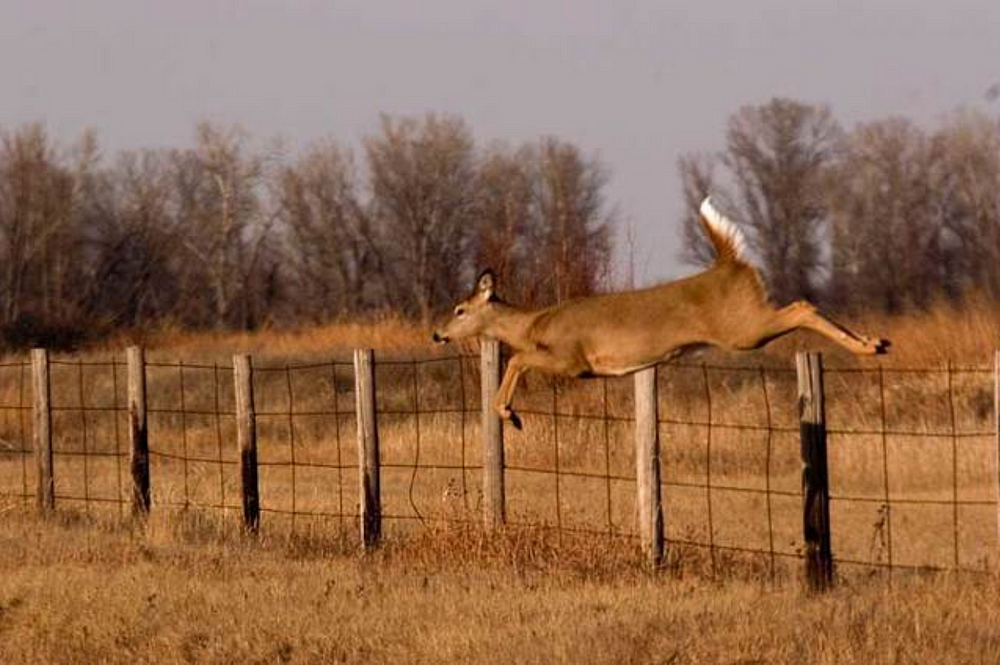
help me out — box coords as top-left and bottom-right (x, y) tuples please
(855, 335), (889, 355)
(496, 405), (523, 430)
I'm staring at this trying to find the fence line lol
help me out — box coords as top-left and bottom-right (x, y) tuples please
(1, 345), (999, 589)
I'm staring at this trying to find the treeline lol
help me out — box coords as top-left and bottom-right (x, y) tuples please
(0, 115), (614, 348)
(679, 98), (1000, 312)
(4, 101), (998, 350)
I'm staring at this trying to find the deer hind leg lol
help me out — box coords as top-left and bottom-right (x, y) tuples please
(756, 301), (889, 355)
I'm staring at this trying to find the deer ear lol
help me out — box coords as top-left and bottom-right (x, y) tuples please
(475, 269), (496, 298)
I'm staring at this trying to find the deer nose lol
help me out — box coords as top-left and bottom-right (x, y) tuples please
(432, 331), (448, 344)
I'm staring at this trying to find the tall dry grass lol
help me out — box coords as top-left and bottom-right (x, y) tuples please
(98, 313), (433, 364)
(0, 509), (998, 664)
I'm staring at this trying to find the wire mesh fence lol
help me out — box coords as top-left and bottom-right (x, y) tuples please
(1, 349), (998, 581)
(0, 360), (30, 505)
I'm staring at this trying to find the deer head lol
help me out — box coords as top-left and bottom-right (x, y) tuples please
(432, 269), (500, 344)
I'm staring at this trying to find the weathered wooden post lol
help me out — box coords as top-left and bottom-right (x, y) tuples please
(481, 339), (505, 529)
(635, 366), (664, 567)
(354, 349), (381, 549)
(994, 350), (1000, 560)
(31, 348), (54, 514)
(797, 351), (833, 591)
(127, 346), (150, 517)
(233, 354), (260, 534)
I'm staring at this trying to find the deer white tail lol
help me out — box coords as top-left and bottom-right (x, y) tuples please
(699, 196), (748, 265)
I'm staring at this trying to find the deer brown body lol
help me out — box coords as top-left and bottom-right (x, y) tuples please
(433, 198), (889, 428)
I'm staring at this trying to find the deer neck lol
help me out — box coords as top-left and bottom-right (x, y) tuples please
(484, 303), (539, 352)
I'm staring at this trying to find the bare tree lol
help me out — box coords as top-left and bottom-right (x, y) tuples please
(724, 98), (843, 304)
(532, 137), (614, 303)
(826, 118), (940, 311)
(0, 124), (79, 332)
(0, 115), (623, 343)
(81, 149), (182, 327)
(171, 123), (274, 329)
(276, 140), (379, 320)
(365, 113), (478, 321)
(930, 111), (1000, 299)
(472, 143), (539, 304)
(677, 151), (719, 268)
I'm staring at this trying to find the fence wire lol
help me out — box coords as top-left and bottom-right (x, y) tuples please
(1, 353), (998, 580)
(0, 360), (30, 505)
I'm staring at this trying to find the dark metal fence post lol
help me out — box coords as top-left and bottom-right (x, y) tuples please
(797, 351), (833, 591)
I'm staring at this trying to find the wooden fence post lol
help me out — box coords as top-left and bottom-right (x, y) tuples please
(31, 348), (54, 514)
(354, 349), (381, 549)
(233, 354), (260, 534)
(797, 351), (833, 591)
(635, 366), (664, 567)
(127, 346), (150, 517)
(994, 350), (1000, 561)
(481, 339), (505, 529)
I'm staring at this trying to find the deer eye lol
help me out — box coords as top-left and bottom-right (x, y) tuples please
(455, 307), (467, 317)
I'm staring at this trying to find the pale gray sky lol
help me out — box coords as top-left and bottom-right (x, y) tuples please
(2, 0), (998, 281)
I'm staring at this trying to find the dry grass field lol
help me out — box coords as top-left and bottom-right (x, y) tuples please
(1, 510), (999, 664)
(3, 301), (1000, 662)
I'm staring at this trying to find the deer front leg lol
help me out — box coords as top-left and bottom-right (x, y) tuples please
(494, 349), (588, 430)
(495, 353), (529, 430)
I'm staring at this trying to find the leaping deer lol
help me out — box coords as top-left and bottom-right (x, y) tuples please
(433, 197), (889, 429)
